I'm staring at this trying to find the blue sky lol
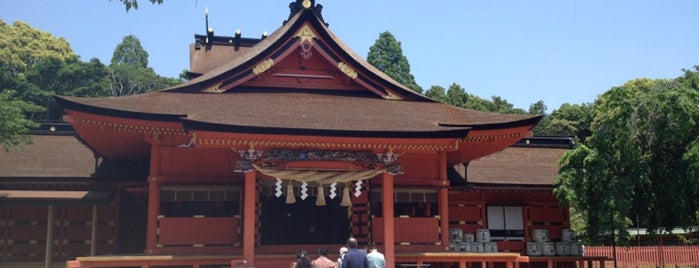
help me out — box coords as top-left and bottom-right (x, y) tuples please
(2, 0), (698, 112)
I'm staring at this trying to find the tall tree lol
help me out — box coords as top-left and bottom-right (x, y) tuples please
(1, 20), (114, 120)
(107, 35), (181, 96)
(445, 83), (468, 107)
(555, 77), (699, 244)
(528, 100), (547, 115)
(0, 20), (79, 119)
(367, 31), (423, 93)
(111, 35), (149, 68)
(425, 85), (447, 102)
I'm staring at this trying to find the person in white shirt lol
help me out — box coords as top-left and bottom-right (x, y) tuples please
(366, 244), (385, 268)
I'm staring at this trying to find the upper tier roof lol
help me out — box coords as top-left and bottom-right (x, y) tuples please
(56, 0), (541, 142)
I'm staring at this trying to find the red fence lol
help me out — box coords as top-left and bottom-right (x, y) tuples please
(586, 245), (699, 267)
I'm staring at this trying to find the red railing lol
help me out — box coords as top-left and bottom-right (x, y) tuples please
(586, 245), (699, 267)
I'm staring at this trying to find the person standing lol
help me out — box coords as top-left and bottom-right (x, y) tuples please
(341, 237), (368, 268)
(311, 247), (336, 268)
(294, 250), (312, 268)
(366, 244), (385, 268)
(337, 247), (348, 268)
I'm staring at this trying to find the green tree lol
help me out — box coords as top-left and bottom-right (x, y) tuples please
(425, 85), (447, 102)
(57, 58), (111, 97)
(107, 35), (181, 96)
(0, 90), (43, 151)
(111, 35), (149, 68)
(528, 100), (547, 115)
(428, 82), (526, 114)
(445, 83), (468, 107)
(529, 100), (550, 136)
(0, 20), (80, 119)
(489, 96), (525, 114)
(367, 31), (423, 93)
(112, 0), (163, 11)
(555, 77), (699, 244)
(535, 102), (593, 140)
(1, 20), (114, 120)
(0, 20), (77, 75)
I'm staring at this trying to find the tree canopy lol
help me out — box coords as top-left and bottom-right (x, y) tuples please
(425, 83), (526, 114)
(533, 102), (593, 141)
(367, 31), (423, 93)
(107, 34), (180, 96)
(0, 90), (42, 152)
(0, 20), (181, 150)
(555, 71), (699, 244)
(111, 35), (149, 68)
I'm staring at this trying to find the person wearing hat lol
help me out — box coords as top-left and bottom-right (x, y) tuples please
(336, 247), (348, 268)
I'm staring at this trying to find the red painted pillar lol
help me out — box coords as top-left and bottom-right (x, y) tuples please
(146, 136), (161, 254)
(243, 171), (257, 265)
(146, 177), (160, 254)
(382, 173), (395, 268)
(438, 151), (450, 250)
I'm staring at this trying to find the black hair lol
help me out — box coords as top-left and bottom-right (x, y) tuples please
(296, 250), (311, 268)
(318, 246), (329, 256)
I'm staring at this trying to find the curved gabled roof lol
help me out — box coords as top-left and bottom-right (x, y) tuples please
(157, 4), (432, 101)
(56, 2), (541, 140)
(57, 88), (540, 139)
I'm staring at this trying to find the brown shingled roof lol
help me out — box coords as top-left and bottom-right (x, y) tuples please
(57, 89), (539, 137)
(467, 147), (567, 186)
(0, 135), (96, 178)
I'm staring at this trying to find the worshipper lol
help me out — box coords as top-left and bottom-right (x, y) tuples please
(311, 247), (336, 268)
(341, 237), (368, 268)
(337, 246), (348, 268)
(366, 244), (385, 268)
(294, 250), (312, 268)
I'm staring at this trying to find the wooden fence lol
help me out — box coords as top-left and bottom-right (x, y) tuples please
(586, 245), (699, 267)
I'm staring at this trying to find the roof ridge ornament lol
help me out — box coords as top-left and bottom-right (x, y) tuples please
(285, 0), (328, 26)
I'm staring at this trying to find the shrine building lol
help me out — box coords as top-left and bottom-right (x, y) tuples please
(0, 1), (611, 267)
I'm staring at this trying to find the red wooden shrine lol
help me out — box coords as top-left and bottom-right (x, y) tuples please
(0, 1), (605, 268)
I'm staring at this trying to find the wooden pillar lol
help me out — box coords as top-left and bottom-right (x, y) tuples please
(91, 205), (98, 256)
(44, 205), (54, 268)
(243, 171), (257, 266)
(438, 151), (450, 250)
(146, 135), (161, 254)
(146, 177), (160, 253)
(523, 206), (531, 242)
(382, 173), (395, 268)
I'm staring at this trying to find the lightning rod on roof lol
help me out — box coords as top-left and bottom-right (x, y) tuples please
(205, 6), (209, 41)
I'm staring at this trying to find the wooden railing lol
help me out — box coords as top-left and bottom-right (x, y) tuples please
(67, 255), (247, 268)
(586, 245), (699, 267)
